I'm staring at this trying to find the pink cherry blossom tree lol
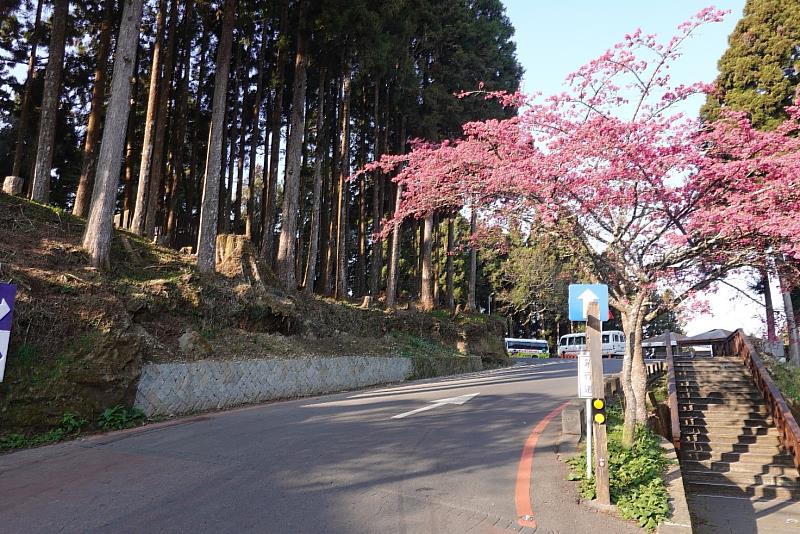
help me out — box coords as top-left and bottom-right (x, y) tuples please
(364, 8), (777, 445)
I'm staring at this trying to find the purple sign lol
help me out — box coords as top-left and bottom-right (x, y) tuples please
(0, 283), (15, 331)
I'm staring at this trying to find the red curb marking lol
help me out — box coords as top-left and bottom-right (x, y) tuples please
(515, 401), (570, 528)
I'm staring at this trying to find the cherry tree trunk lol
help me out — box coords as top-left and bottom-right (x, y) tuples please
(466, 207), (477, 311)
(303, 69), (326, 294)
(30, 0), (69, 203)
(276, 24), (309, 289)
(196, 0), (236, 273)
(385, 185), (404, 309)
(420, 212), (434, 310)
(130, 0), (165, 235)
(760, 267), (777, 341)
(446, 215), (455, 312)
(11, 0), (43, 179)
(82, 0), (145, 269)
(619, 294), (647, 447)
(73, 0), (114, 217)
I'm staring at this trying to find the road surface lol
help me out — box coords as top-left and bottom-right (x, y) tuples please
(0, 358), (641, 533)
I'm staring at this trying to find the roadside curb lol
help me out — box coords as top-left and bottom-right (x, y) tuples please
(656, 436), (694, 534)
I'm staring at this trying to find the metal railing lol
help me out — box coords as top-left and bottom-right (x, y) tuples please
(724, 329), (800, 470)
(665, 334), (681, 450)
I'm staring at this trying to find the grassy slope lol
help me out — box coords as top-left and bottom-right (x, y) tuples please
(0, 193), (507, 434)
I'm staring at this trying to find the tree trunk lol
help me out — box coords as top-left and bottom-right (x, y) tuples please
(73, 0), (114, 217)
(30, 0), (69, 203)
(245, 20), (269, 240)
(144, 0), (179, 238)
(83, 0), (145, 268)
(386, 184), (403, 309)
(196, 0), (236, 273)
(334, 68), (351, 300)
(777, 262), (800, 365)
(165, 0), (193, 245)
(260, 0), (288, 264)
(420, 212), (434, 310)
(620, 294), (646, 447)
(130, 0), (165, 234)
(121, 44), (141, 229)
(446, 215), (455, 312)
(369, 81), (383, 298)
(303, 69), (326, 293)
(188, 26), (209, 245)
(631, 306), (647, 423)
(276, 18), (309, 289)
(466, 206), (477, 311)
(11, 0), (43, 180)
(232, 88), (249, 231)
(760, 267), (777, 341)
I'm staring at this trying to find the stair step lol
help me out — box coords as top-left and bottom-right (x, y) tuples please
(683, 469), (799, 487)
(681, 433), (779, 445)
(682, 459), (797, 475)
(681, 426), (776, 438)
(678, 409), (770, 419)
(686, 480), (800, 500)
(677, 397), (765, 406)
(675, 379), (754, 385)
(680, 418), (773, 429)
(680, 441), (783, 453)
(677, 387), (764, 399)
(682, 450), (794, 465)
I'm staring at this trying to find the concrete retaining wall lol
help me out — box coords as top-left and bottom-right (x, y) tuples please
(134, 356), (414, 417)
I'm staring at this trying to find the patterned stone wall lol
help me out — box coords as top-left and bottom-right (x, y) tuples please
(134, 356), (414, 417)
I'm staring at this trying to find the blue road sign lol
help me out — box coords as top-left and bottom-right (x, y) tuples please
(568, 284), (609, 322)
(0, 283), (16, 382)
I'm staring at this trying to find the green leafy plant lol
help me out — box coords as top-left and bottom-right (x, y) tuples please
(98, 405), (146, 431)
(60, 412), (88, 434)
(567, 403), (671, 532)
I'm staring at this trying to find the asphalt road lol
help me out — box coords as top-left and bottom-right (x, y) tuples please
(0, 358), (639, 534)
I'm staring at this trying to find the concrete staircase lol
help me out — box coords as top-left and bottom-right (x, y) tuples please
(674, 355), (800, 500)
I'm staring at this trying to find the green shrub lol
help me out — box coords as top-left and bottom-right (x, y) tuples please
(567, 404), (671, 532)
(98, 405), (146, 431)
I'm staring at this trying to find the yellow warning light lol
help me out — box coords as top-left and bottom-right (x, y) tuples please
(594, 413), (606, 424)
(593, 398), (605, 410)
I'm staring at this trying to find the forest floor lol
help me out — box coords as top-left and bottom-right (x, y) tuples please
(0, 193), (507, 435)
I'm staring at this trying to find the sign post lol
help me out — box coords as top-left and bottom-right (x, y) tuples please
(0, 283), (16, 382)
(587, 300), (611, 505)
(568, 284), (610, 505)
(577, 351), (593, 478)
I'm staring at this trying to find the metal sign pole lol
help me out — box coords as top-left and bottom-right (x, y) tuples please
(585, 397), (592, 478)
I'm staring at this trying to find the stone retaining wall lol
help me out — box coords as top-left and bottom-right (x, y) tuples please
(135, 355), (480, 417)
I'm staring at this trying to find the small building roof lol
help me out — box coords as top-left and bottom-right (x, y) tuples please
(676, 329), (732, 345)
(642, 332), (687, 346)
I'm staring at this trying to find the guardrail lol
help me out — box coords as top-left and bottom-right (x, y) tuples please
(724, 329), (800, 470)
(665, 335), (681, 450)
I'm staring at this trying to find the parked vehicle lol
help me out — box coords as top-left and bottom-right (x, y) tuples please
(505, 338), (550, 358)
(558, 330), (626, 358)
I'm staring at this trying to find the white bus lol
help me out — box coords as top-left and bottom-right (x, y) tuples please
(558, 331), (626, 358)
(505, 338), (550, 358)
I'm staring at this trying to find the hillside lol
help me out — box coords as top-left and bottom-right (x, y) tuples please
(0, 193), (507, 434)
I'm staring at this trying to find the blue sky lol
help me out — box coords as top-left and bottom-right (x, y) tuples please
(500, 1), (781, 337)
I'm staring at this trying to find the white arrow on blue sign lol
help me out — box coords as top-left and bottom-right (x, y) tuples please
(0, 283), (16, 382)
(568, 284), (609, 322)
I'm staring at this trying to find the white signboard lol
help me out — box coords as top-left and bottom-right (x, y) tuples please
(578, 351), (592, 398)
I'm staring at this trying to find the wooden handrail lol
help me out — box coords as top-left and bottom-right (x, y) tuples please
(665, 332), (681, 450)
(724, 329), (800, 470)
